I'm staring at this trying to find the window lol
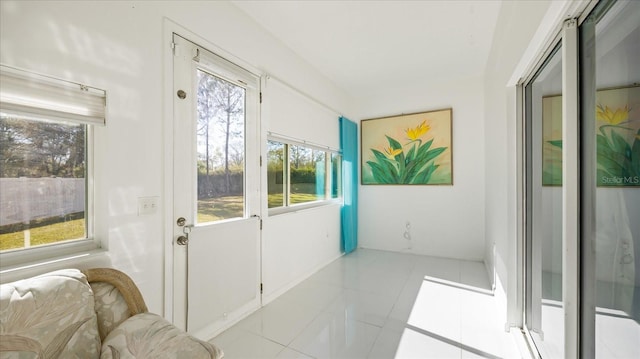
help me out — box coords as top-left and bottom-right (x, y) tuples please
(267, 138), (341, 211)
(0, 65), (104, 261)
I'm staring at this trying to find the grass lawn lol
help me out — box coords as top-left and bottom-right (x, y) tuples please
(1, 191), (327, 251)
(197, 196), (244, 223)
(267, 193), (323, 208)
(199, 193), (324, 222)
(290, 193), (323, 204)
(0, 219), (85, 252)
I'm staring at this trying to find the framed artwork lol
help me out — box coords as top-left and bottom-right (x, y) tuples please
(361, 108), (452, 185)
(542, 85), (640, 187)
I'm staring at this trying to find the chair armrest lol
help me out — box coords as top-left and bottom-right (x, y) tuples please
(101, 313), (224, 359)
(82, 268), (148, 316)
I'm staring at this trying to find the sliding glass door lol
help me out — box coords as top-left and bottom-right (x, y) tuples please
(580, 0), (640, 357)
(524, 0), (639, 358)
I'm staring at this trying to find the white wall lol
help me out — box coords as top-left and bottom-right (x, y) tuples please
(262, 204), (341, 303)
(355, 76), (486, 261)
(260, 75), (343, 303)
(0, 0), (351, 318)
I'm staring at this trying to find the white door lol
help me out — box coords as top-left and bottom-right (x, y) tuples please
(171, 34), (261, 339)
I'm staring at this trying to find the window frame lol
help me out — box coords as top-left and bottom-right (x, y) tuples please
(0, 65), (103, 270)
(267, 136), (342, 215)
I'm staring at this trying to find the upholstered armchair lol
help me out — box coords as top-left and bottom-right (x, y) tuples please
(0, 268), (223, 358)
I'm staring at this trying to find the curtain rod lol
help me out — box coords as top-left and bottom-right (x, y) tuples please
(267, 131), (340, 153)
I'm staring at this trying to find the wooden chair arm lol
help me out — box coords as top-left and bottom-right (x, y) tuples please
(82, 268), (148, 316)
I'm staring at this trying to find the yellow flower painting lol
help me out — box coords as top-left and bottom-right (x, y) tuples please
(542, 85), (640, 186)
(361, 109), (452, 185)
(596, 104), (629, 125)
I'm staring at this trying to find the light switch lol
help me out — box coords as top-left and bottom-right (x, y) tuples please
(138, 196), (158, 215)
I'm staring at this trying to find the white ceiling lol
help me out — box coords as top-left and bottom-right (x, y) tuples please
(231, 0), (502, 98)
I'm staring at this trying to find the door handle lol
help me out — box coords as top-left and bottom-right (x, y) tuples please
(175, 217), (193, 246)
(176, 235), (189, 246)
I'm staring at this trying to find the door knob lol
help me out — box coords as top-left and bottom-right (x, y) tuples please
(176, 235), (189, 246)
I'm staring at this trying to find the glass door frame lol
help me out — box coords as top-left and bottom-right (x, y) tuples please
(521, 36), (571, 358)
(522, 40), (563, 349)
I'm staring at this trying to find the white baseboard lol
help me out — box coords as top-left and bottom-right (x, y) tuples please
(198, 250), (344, 341)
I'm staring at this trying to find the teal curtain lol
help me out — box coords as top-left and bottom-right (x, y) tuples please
(315, 160), (325, 197)
(340, 116), (358, 254)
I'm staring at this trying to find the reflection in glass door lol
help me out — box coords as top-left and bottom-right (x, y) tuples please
(524, 44), (564, 359)
(580, 0), (640, 357)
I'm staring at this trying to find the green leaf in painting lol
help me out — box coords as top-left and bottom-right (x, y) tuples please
(368, 147), (400, 184)
(371, 149), (388, 163)
(412, 164), (439, 184)
(421, 147), (447, 165)
(396, 151), (406, 178)
(609, 130), (631, 159)
(548, 140), (563, 149)
(630, 129), (640, 177)
(386, 135), (403, 151)
(597, 150), (625, 177)
(596, 168), (612, 186)
(403, 160), (424, 183)
(368, 129), (449, 185)
(367, 161), (392, 183)
(415, 139), (434, 159)
(597, 134), (615, 160)
(405, 145), (416, 164)
(376, 138), (405, 177)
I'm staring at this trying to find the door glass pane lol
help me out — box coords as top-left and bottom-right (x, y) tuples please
(267, 140), (285, 208)
(196, 69), (245, 223)
(525, 44), (564, 359)
(582, 1), (640, 357)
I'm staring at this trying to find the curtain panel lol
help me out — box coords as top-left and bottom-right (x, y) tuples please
(339, 116), (358, 254)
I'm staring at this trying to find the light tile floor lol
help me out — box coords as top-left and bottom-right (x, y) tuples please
(210, 249), (523, 359)
(533, 302), (640, 359)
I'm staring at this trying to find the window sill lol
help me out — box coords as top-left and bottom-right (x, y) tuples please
(0, 245), (107, 283)
(268, 198), (342, 216)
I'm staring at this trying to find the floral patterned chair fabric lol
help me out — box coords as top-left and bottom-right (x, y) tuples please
(0, 269), (102, 358)
(91, 281), (132, 342)
(0, 268), (223, 359)
(100, 313), (223, 359)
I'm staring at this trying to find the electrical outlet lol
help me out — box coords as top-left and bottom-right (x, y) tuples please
(138, 196), (158, 216)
